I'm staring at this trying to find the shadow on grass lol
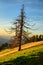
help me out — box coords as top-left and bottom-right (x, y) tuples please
(0, 52), (43, 65)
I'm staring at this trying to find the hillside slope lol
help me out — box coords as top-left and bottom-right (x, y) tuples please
(0, 41), (43, 58)
(0, 41), (43, 65)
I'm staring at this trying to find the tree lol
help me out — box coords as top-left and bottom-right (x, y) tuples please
(6, 4), (35, 51)
(35, 35), (38, 41)
(41, 35), (43, 40)
(38, 35), (42, 41)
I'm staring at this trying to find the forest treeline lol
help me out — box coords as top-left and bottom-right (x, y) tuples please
(25, 35), (43, 43)
(0, 35), (43, 51)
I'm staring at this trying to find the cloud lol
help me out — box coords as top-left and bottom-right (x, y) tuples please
(0, 0), (24, 4)
(0, 0), (40, 4)
(0, 0), (43, 8)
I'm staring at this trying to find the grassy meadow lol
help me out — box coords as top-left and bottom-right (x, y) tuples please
(0, 42), (43, 65)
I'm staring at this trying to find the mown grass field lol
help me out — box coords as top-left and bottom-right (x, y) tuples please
(0, 42), (43, 65)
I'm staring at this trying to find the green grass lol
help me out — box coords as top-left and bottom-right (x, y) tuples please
(0, 43), (43, 65)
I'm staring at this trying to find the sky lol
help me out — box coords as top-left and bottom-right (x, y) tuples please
(0, 0), (43, 37)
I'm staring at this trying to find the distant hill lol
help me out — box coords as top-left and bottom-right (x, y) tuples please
(0, 36), (10, 43)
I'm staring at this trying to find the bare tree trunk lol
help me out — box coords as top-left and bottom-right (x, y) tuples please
(18, 5), (24, 51)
